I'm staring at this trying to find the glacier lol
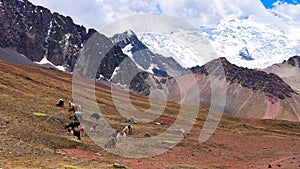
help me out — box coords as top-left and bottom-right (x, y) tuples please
(138, 14), (300, 69)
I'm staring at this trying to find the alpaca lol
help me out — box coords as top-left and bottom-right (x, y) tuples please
(71, 129), (81, 140)
(122, 125), (132, 135)
(68, 101), (76, 112)
(105, 136), (116, 148)
(75, 105), (82, 112)
(116, 131), (126, 142)
(89, 122), (97, 132)
(65, 121), (80, 130)
(174, 124), (187, 137)
(56, 99), (64, 107)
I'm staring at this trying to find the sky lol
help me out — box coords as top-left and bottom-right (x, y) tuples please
(28, 0), (300, 30)
(261, 0), (299, 8)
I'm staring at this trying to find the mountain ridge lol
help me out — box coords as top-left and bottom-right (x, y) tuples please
(193, 57), (296, 100)
(111, 29), (187, 77)
(264, 55), (300, 92)
(169, 56), (300, 121)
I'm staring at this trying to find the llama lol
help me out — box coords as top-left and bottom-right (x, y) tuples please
(105, 136), (116, 148)
(69, 101), (82, 113)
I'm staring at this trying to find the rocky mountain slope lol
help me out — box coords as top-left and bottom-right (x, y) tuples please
(0, 0), (92, 71)
(0, 0), (187, 78)
(264, 56), (300, 92)
(171, 57), (300, 121)
(112, 30), (187, 77)
(0, 0), (178, 96)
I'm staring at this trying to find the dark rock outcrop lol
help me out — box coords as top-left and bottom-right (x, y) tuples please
(0, 0), (52, 62)
(46, 12), (87, 71)
(0, 0), (88, 71)
(73, 31), (152, 95)
(284, 56), (300, 67)
(0, 0), (173, 95)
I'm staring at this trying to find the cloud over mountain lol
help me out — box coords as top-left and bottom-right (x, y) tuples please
(28, 0), (300, 29)
(271, 2), (300, 22)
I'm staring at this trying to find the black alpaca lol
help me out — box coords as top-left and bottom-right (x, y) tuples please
(56, 99), (64, 107)
(65, 121), (80, 130)
(71, 129), (81, 140)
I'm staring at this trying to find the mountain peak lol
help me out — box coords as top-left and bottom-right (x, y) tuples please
(219, 57), (230, 64)
(111, 30), (137, 43)
(111, 30), (187, 77)
(124, 29), (135, 36)
(284, 55), (300, 67)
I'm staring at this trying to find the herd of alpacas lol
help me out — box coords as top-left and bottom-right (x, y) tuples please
(56, 99), (133, 148)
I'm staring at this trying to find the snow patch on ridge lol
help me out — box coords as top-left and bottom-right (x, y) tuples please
(35, 57), (66, 71)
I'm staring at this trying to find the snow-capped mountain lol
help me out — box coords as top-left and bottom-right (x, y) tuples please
(139, 32), (205, 68)
(112, 30), (187, 77)
(139, 15), (300, 69)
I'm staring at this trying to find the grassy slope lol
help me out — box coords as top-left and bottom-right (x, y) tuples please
(0, 61), (299, 169)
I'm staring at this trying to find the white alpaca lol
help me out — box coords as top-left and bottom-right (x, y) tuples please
(68, 101), (82, 112)
(89, 122), (97, 132)
(90, 127), (95, 132)
(179, 128), (186, 137)
(116, 131), (126, 142)
(122, 125), (132, 135)
(76, 104), (82, 112)
(68, 101), (76, 112)
(174, 124), (187, 137)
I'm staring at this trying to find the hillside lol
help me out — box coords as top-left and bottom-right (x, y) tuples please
(265, 56), (300, 91)
(170, 57), (300, 122)
(0, 60), (300, 168)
